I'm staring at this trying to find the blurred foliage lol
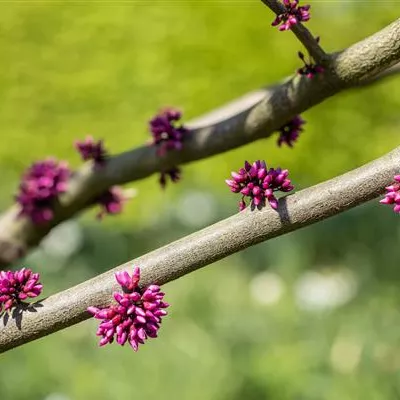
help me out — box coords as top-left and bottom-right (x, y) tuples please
(0, 1), (400, 400)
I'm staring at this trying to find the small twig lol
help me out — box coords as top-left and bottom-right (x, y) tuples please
(260, 0), (327, 63)
(1, 146), (400, 353)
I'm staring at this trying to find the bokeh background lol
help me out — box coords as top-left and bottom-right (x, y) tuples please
(1, 1), (400, 399)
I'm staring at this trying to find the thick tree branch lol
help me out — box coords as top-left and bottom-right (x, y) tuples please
(358, 62), (400, 86)
(0, 18), (399, 267)
(1, 146), (400, 353)
(331, 19), (400, 84)
(260, 0), (327, 63)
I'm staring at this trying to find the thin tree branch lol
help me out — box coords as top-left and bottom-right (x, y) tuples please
(1, 146), (399, 353)
(260, 0), (328, 63)
(0, 18), (399, 267)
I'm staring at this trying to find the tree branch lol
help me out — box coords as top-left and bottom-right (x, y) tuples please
(356, 62), (400, 87)
(1, 146), (400, 353)
(260, 0), (328, 63)
(0, 18), (399, 267)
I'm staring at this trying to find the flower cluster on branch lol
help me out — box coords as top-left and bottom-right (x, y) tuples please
(149, 108), (187, 189)
(87, 266), (169, 351)
(16, 159), (70, 224)
(226, 160), (294, 211)
(0, 268), (42, 312)
(271, 0), (311, 31)
(149, 108), (187, 156)
(75, 136), (108, 167)
(94, 186), (126, 220)
(277, 115), (306, 147)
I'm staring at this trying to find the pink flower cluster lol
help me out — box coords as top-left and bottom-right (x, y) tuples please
(226, 160), (294, 211)
(272, 0), (310, 31)
(149, 108), (188, 157)
(16, 159), (70, 224)
(380, 175), (400, 213)
(75, 136), (108, 166)
(149, 107), (188, 188)
(277, 115), (306, 147)
(0, 268), (42, 312)
(94, 186), (126, 219)
(88, 266), (169, 351)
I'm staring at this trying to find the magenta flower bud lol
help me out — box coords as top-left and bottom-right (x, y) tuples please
(129, 339), (139, 351)
(231, 171), (245, 182)
(226, 160), (294, 212)
(137, 328), (147, 340)
(101, 321), (115, 330)
(252, 186), (262, 196)
(128, 292), (141, 302)
(264, 188), (274, 197)
(132, 266), (140, 280)
(268, 198), (279, 209)
(253, 196), (262, 206)
(143, 301), (157, 310)
(134, 315), (146, 324)
(274, 174), (285, 186)
(146, 323), (159, 333)
(127, 305), (136, 314)
(117, 332), (128, 345)
(147, 285), (160, 293)
(257, 168), (267, 180)
(380, 175), (400, 214)
(240, 186), (251, 196)
(87, 266), (169, 352)
(135, 307), (146, 317)
(154, 309), (168, 317)
(249, 166), (258, 179)
(282, 183), (294, 192)
(113, 292), (124, 302)
(114, 293), (131, 307)
(95, 309), (113, 319)
(225, 179), (239, 191)
(0, 267), (42, 312)
(99, 337), (110, 346)
(115, 271), (132, 290)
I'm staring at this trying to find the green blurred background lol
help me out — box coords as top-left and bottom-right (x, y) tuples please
(1, 1), (400, 399)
